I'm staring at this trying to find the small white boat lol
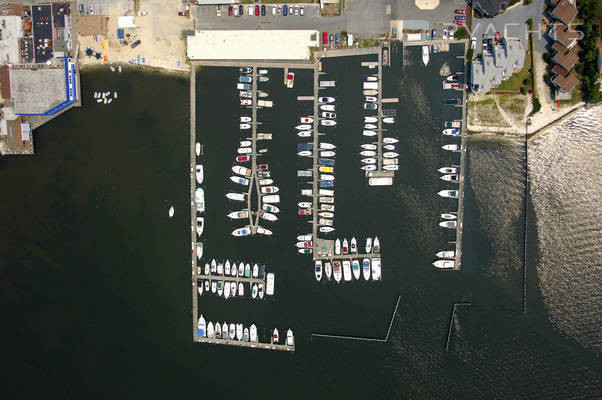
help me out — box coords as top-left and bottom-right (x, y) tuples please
(273, 328), (279, 343)
(300, 117), (313, 123)
(211, 281), (217, 293)
(383, 165), (399, 171)
(230, 176), (250, 185)
(321, 119), (336, 126)
(236, 324), (243, 341)
(263, 195), (280, 203)
(320, 174), (334, 181)
(443, 128), (460, 136)
(196, 243), (203, 260)
(318, 97), (335, 103)
(350, 237), (357, 253)
(226, 192), (246, 201)
(333, 261), (342, 282)
(215, 322), (221, 339)
(320, 151), (335, 157)
(365, 96), (377, 102)
(204, 263), (210, 275)
(441, 174), (459, 182)
(298, 131), (312, 138)
(237, 147), (252, 154)
(224, 282), (231, 299)
(319, 196), (334, 203)
(320, 226), (335, 233)
(342, 238), (349, 254)
(373, 236), (380, 253)
(371, 257), (382, 280)
(168, 206), (174, 218)
(297, 234), (312, 241)
(259, 211), (278, 221)
(258, 178), (273, 185)
(297, 150), (312, 157)
(260, 185), (279, 194)
(335, 238), (341, 255)
(195, 143), (200, 156)
(383, 137), (399, 144)
(383, 117), (395, 124)
(366, 237), (372, 253)
(322, 112), (336, 119)
(240, 116), (252, 123)
(438, 167), (457, 174)
(433, 260), (455, 269)
(295, 124), (311, 130)
(240, 123), (251, 130)
(315, 260), (322, 282)
(197, 281), (203, 296)
(232, 226), (252, 236)
(250, 324), (258, 342)
(229, 323), (236, 340)
(197, 315), (206, 337)
(383, 144), (396, 151)
(227, 210), (249, 219)
(441, 213), (457, 220)
(361, 144), (377, 150)
(257, 133), (272, 140)
(361, 158), (377, 164)
(364, 124), (377, 130)
(253, 265), (258, 278)
(365, 116), (378, 123)
(286, 329), (294, 346)
(342, 260), (352, 281)
(363, 130), (377, 136)
(258, 69), (268, 75)
(239, 140), (251, 147)
(362, 258), (371, 280)
(252, 284), (258, 299)
(438, 190), (459, 198)
(436, 250), (455, 258)
(442, 144), (460, 151)
(324, 262), (332, 280)
(362, 165), (377, 171)
(363, 89), (378, 95)
(320, 104), (335, 111)
(360, 150), (377, 157)
(383, 152), (399, 158)
(238, 282), (244, 296)
(352, 260), (361, 280)
(439, 220), (458, 228)
(422, 45), (430, 66)
(318, 211), (334, 218)
(195, 165), (204, 184)
(366, 76), (378, 82)
(266, 273), (275, 295)
(256, 226), (273, 235)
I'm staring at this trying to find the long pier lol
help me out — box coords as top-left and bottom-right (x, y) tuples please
(310, 61), (320, 244)
(190, 65), (199, 340)
(194, 336), (294, 351)
(193, 272), (266, 285)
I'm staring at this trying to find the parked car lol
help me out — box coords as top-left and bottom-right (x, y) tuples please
(178, 11), (188, 16)
(283, 5), (287, 16)
(335, 33), (340, 44)
(495, 32), (500, 41)
(78, 4), (83, 14)
(233, 5), (238, 16)
(455, 15), (466, 20)
(329, 34), (334, 44)
(453, 20), (464, 25)
(255, 5), (259, 15)
(442, 30), (448, 40)
(294, 5), (298, 15)
(272, 5), (276, 15)
(278, 5), (282, 15)
(89, 4), (94, 14)
(248, 5), (253, 15)
(455, 9), (466, 14)
(431, 29), (437, 39)
(322, 31), (328, 44)
(471, 37), (476, 49)
(239, 5), (243, 15)
(300, 6), (304, 15)
(228, 6), (232, 16)
(131, 39), (141, 48)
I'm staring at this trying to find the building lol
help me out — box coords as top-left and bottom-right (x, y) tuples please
(187, 30), (319, 60)
(472, 0), (510, 17)
(549, 23), (580, 49)
(549, 0), (578, 25)
(551, 42), (579, 70)
(470, 38), (525, 93)
(551, 65), (580, 93)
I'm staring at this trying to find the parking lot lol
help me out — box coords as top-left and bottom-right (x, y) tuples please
(77, 0), (110, 16)
(391, 0), (466, 38)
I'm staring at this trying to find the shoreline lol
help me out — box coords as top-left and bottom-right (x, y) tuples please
(79, 61), (191, 77)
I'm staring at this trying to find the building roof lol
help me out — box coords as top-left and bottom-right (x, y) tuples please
(470, 38), (525, 93)
(187, 30), (319, 60)
(473, 0), (509, 16)
(552, 69), (580, 92)
(551, 23), (580, 48)
(551, 43), (579, 70)
(77, 15), (107, 36)
(9, 67), (66, 114)
(0, 65), (11, 98)
(0, 15), (23, 64)
(550, 0), (578, 24)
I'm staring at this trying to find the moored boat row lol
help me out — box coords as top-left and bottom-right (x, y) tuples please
(197, 314), (294, 347)
(315, 257), (382, 282)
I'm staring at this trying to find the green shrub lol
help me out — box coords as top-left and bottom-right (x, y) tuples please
(454, 28), (468, 40)
(531, 97), (541, 114)
(522, 78), (531, 85)
(466, 48), (474, 60)
(520, 87), (526, 94)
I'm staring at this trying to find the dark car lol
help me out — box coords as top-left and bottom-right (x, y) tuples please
(228, 6), (232, 16)
(283, 5), (287, 16)
(322, 31), (328, 44)
(261, 5), (266, 16)
(431, 29), (437, 39)
(239, 5), (243, 15)
(335, 33), (340, 44)
(455, 15), (465, 20)
(78, 4), (84, 14)
(255, 5), (259, 15)
(131, 39), (141, 49)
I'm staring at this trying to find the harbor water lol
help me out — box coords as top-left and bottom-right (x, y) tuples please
(0, 48), (599, 398)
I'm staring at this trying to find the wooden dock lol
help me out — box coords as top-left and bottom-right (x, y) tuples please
(194, 336), (294, 351)
(190, 65), (200, 339)
(193, 272), (266, 285)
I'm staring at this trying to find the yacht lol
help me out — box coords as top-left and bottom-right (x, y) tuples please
(195, 165), (204, 184)
(273, 328), (279, 343)
(436, 250), (455, 258)
(236, 324), (243, 341)
(362, 165), (377, 171)
(365, 237), (372, 253)
(361, 144), (377, 150)
(260, 186), (279, 194)
(320, 104), (335, 111)
(319, 196), (334, 203)
(442, 128), (460, 136)
(259, 178), (273, 185)
(322, 112), (336, 119)
(224, 282), (230, 299)
(315, 260), (323, 281)
(259, 211), (278, 221)
(342, 260), (352, 281)
(320, 150), (336, 157)
(237, 147), (252, 154)
(196, 217), (204, 236)
(230, 176), (250, 186)
(320, 174), (335, 181)
(286, 329), (294, 346)
(240, 116), (252, 123)
(320, 119), (336, 126)
(196, 243), (203, 260)
(438, 167), (458, 174)
(215, 322), (222, 339)
(365, 96), (377, 102)
(446, 74), (461, 82)
(439, 220), (458, 228)
(383, 117), (395, 124)
(335, 238), (341, 255)
(365, 116), (378, 123)
(433, 260), (455, 269)
(363, 130), (377, 136)
(383, 152), (399, 158)
(266, 273), (275, 295)
(211, 281), (217, 293)
(229, 323), (236, 340)
(257, 133), (272, 140)
(300, 117), (313, 123)
(352, 260), (361, 280)
(318, 97), (335, 103)
(298, 201), (312, 208)
(195, 142), (200, 156)
(383, 165), (399, 171)
(362, 258), (371, 280)
(250, 324), (258, 342)
(298, 131), (312, 138)
(256, 226), (273, 235)
(263, 195), (280, 203)
(320, 226), (335, 233)
(197, 315), (206, 337)
(244, 263), (251, 277)
(240, 123), (251, 130)
(320, 143), (336, 150)
(438, 190), (459, 198)
(217, 281), (223, 296)
(239, 91), (252, 98)
(371, 257), (382, 280)
(361, 158), (377, 164)
(232, 226), (253, 236)
(373, 236), (380, 253)
(441, 174), (459, 182)
(319, 211), (334, 218)
(422, 45), (430, 66)
(333, 261), (342, 282)
(226, 192), (246, 201)
(441, 213), (457, 220)
(383, 137), (399, 144)
(295, 124), (311, 130)
(360, 150), (377, 157)
(342, 238), (349, 254)
(364, 123), (377, 130)
(227, 210), (249, 219)
(298, 248), (312, 254)
(238, 282), (244, 296)
(195, 188), (205, 213)
(442, 144), (460, 151)
(211, 259), (217, 273)
(232, 165), (251, 176)
(324, 261), (332, 280)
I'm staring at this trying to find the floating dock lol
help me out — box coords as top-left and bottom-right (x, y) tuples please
(194, 336), (294, 351)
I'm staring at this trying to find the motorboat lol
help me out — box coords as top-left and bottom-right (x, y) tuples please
(244, 263), (251, 277)
(362, 165), (377, 171)
(373, 236), (380, 253)
(365, 96), (377, 102)
(438, 190), (459, 198)
(232, 165), (251, 176)
(297, 234), (312, 241)
(438, 167), (458, 174)
(197, 280), (203, 295)
(422, 45), (430, 66)
(217, 281), (224, 296)
(197, 315), (206, 337)
(298, 201), (312, 208)
(315, 260), (323, 281)
(445, 120), (462, 128)
(383, 152), (399, 158)
(240, 123), (251, 130)
(364, 123), (377, 130)
(320, 203), (334, 211)
(297, 170), (312, 178)
(227, 209), (249, 219)
(230, 176), (250, 186)
(350, 237), (357, 253)
(321, 119), (336, 126)
(361, 144), (377, 150)
(257, 133), (272, 140)
(232, 226), (253, 236)
(238, 147), (252, 154)
(266, 273), (275, 295)
(363, 89), (378, 95)
(335, 238), (341, 255)
(300, 117), (313, 123)
(204, 263), (210, 275)
(258, 69), (268, 75)
(363, 130), (377, 136)
(383, 137), (399, 144)
(286, 72), (295, 88)
(240, 116), (252, 123)
(249, 324), (258, 342)
(286, 329), (294, 346)
(366, 237), (372, 253)
(259, 178), (273, 185)
(259, 76), (269, 82)
(263, 195), (280, 203)
(252, 284), (258, 299)
(446, 74), (461, 82)
(215, 322), (222, 339)
(226, 192), (246, 201)
(441, 174), (459, 182)
(301, 189), (313, 196)
(261, 186), (279, 194)
(320, 174), (335, 181)
(242, 327), (249, 342)
(296, 124), (311, 130)
(256, 226), (273, 235)
(371, 257), (382, 280)
(320, 226), (335, 233)
(320, 150), (336, 157)
(273, 328), (279, 343)
(240, 91), (252, 98)
(256, 164), (269, 170)
(195, 165), (204, 184)
(318, 211), (334, 218)
(217, 262), (224, 275)
(439, 220), (458, 228)
(195, 188), (205, 213)
(433, 260), (455, 269)
(224, 282), (231, 299)
(320, 104), (335, 111)
(211, 259), (217, 273)
(318, 97), (335, 103)
(298, 209), (311, 216)
(383, 117), (395, 124)
(436, 250), (455, 258)
(229, 323), (236, 340)
(262, 203), (280, 214)
(319, 196), (334, 203)
(333, 261), (342, 282)
(342, 238), (349, 254)
(239, 140), (251, 147)
(324, 262), (332, 280)
(383, 165), (399, 171)
(383, 144), (396, 151)
(240, 99), (252, 106)
(211, 281), (217, 293)
(169, 206), (174, 218)
(298, 131), (312, 137)
(239, 76), (252, 83)
(320, 143), (336, 150)
(442, 144), (460, 151)
(361, 158), (377, 164)
(352, 260), (361, 280)
(362, 258), (371, 280)
(240, 67), (252, 73)
(238, 282), (244, 296)
(195, 143), (200, 156)
(342, 260), (352, 281)
(443, 128), (460, 136)
(196, 243), (203, 260)
(318, 158), (335, 167)
(364, 103), (378, 110)
(322, 112), (336, 119)
(366, 76), (378, 82)
(297, 150), (312, 157)
(259, 211), (278, 221)
(236, 155), (250, 162)
(231, 264), (237, 277)
(258, 283), (264, 299)
(235, 323), (243, 341)
(320, 181), (334, 188)
(360, 150), (377, 157)
(441, 213), (457, 220)
(365, 116), (378, 123)
(298, 248), (312, 254)
(196, 217), (205, 236)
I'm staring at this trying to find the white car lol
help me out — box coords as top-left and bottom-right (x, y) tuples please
(248, 5), (253, 15)
(471, 37), (477, 49)
(300, 6), (304, 16)
(272, 5), (276, 15)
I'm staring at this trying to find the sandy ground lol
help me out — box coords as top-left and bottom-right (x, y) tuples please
(468, 94), (531, 135)
(78, 0), (193, 74)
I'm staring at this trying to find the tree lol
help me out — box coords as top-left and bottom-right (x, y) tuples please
(531, 97), (541, 114)
(466, 48), (474, 60)
(455, 28), (468, 40)
(523, 78), (531, 86)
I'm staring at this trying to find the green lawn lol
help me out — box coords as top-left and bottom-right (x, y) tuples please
(494, 48), (532, 92)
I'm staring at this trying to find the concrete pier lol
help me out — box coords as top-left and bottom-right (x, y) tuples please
(194, 336), (294, 351)
(193, 272), (266, 285)
(190, 65), (199, 340)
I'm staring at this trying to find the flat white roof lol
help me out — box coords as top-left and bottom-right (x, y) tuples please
(117, 16), (135, 28)
(0, 16), (23, 64)
(187, 30), (319, 60)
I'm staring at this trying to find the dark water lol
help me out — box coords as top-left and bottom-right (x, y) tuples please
(1, 46), (599, 398)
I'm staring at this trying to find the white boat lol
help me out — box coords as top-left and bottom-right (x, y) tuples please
(360, 150), (377, 157)
(240, 99), (252, 106)
(197, 315), (206, 337)
(196, 243), (203, 260)
(333, 261), (342, 282)
(373, 236), (380, 252)
(315, 260), (322, 281)
(441, 174), (459, 182)
(383, 117), (395, 124)
(318, 97), (335, 103)
(364, 124), (377, 130)
(232, 226), (252, 236)
(229, 323), (235, 340)
(383, 165), (399, 171)
(225, 260), (231, 276)
(335, 238), (341, 255)
(383, 137), (399, 144)
(438, 190), (459, 198)
(436, 250), (455, 258)
(363, 130), (377, 136)
(257, 226), (273, 235)
(383, 158), (398, 165)
(362, 165), (377, 171)
(197, 281), (203, 296)
(324, 262), (332, 280)
(195, 188), (205, 213)
(433, 260), (455, 269)
(297, 234), (312, 241)
(295, 124), (311, 130)
(422, 45), (430, 66)
(350, 237), (357, 253)
(363, 89), (378, 95)
(298, 131), (312, 138)
(298, 201), (312, 209)
(297, 150), (312, 157)
(230, 176), (250, 185)
(239, 140), (251, 147)
(195, 165), (204, 184)
(320, 174), (334, 181)
(240, 123), (251, 130)
(258, 283), (264, 299)
(352, 260), (361, 280)
(320, 119), (336, 126)
(361, 144), (377, 150)
(259, 178), (273, 186)
(250, 324), (258, 342)
(195, 143), (201, 156)
(266, 273), (275, 295)
(383, 152), (399, 158)
(252, 284), (258, 299)
(217, 262), (224, 275)
(365, 96), (377, 102)
(296, 241), (312, 248)
(365, 116), (378, 123)
(362, 258), (371, 280)
(286, 329), (294, 346)
(371, 257), (382, 280)
(301, 189), (313, 196)
(232, 165), (251, 176)
(319, 196), (334, 203)
(240, 67), (252, 73)
(442, 144), (460, 151)
(211, 259), (216, 273)
(442, 128), (460, 136)
(318, 211), (334, 218)
(169, 206), (174, 218)
(322, 112), (336, 118)
(361, 158), (377, 164)
(366, 237), (372, 253)
(441, 213), (457, 220)
(320, 104), (335, 111)
(260, 185), (279, 194)
(257, 133), (272, 140)
(215, 322), (221, 339)
(204, 263), (210, 275)
(300, 117), (313, 123)
(217, 280), (224, 296)
(224, 282), (231, 299)
(272, 328), (279, 343)
(227, 210), (249, 219)
(226, 192), (246, 201)
(320, 143), (336, 150)
(342, 260), (352, 281)
(237, 147), (252, 154)
(259, 211), (278, 221)
(320, 150), (336, 157)
(342, 238), (349, 254)
(263, 195), (280, 203)
(258, 69), (268, 75)
(363, 103), (378, 110)
(438, 167), (457, 174)
(263, 204), (280, 214)
(238, 282), (244, 296)
(236, 324), (243, 341)
(439, 220), (458, 228)
(240, 116), (252, 123)
(320, 226), (335, 233)
(211, 281), (217, 293)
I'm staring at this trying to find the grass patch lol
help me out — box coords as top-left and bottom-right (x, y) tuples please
(494, 47), (532, 92)
(358, 38), (379, 47)
(499, 96), (526, 114)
